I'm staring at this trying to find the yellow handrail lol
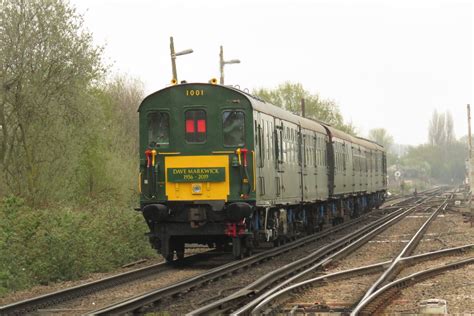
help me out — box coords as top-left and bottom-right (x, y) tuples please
(211, 150), (235, 154)
(158, 152), (181, 155)
(138, 172), (142, 193)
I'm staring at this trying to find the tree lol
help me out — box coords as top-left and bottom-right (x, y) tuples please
(368, 128), (394, 150)
(253, 82), (356, 134)
(428, 110), (455, 146)
(401, 142), (466, 183)
(445, 111), (455, 144)
(73, 76), (144, 201)
(0, 0), (105, 205)
(103, 75), (143, 156)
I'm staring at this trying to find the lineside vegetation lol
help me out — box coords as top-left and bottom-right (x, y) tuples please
(0, 0), (155, 295)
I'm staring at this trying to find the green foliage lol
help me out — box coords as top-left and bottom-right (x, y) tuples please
(401, 141), (466, 183)
(0, 196), (155, 295)
(253, 82), (356, 135)
(0, 0), (106, 205)
(368, 128), (394, 150)
(428, 110), (455, 146)
(0, 0), (151, 296)
(72, 77), (143, 205)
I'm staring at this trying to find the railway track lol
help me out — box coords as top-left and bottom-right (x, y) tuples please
(0, 206), (386, 316)
(269, 245), (473, 314)
(87, 189), (443, 315)
(354, 256), (473, 315)
(0, 251), (222, 315)
(0, 188), (443, 315)
(187, 192), (446, 315)
(240, 190), (473, 315)
(87, 211), (384, 315)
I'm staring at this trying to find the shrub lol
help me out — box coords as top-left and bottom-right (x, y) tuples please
(0, 197), (155, 295)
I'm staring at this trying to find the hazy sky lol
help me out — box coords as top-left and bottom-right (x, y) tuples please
(71, 0), (472, 145)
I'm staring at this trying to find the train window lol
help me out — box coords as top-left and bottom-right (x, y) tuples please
(223, 111), (244, 147)
(343, 144), (347, 171)
(302, 135), (306, 166)
(313, 137), (317, 167)
(375, 152), (378, 172)
(266, 122), (270, 160)
(274, 129), (279, 163)
(321, 137), (324, 167)
(185, 110), (206, 143)
(364, 152), (367, 172)
(148, 111), (170, 146)
(280, 128), (284, 162)
(269, 122), (273, 161)
(257, 123), (264, 167)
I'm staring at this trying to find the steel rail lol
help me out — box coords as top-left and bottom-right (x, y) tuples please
(89, 189), (443, 315)
(355, 257), (474, 315)
(89, 193), (430, 316)
(1, 191), (437, 316)
(250, 243), (473, 314)
(227, 192), (445, 315)
(86, 209), (378, 315)
(0, 251), (216, 316)
(189, 199), (432, 315)
(351, 199), (448, 315)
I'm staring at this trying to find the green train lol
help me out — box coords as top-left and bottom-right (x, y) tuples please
(138, 82), (387, 261)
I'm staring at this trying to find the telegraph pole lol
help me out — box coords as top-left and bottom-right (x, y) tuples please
(169, 37), (193, 83)
(219, 45), (240, 85)
(170, 37), (177, 82)
(219, 46), (224, 85)
(468, 104), (472, 158)
(468, 104), (473, 227)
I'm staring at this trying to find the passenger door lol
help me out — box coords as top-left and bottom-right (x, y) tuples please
(299, 128), (308, 200)
(274, 118), (284, 199)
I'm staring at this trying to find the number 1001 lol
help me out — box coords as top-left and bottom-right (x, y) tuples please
(186, 89), (204, 96)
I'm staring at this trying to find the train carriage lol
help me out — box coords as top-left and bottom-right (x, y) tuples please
(138, 82), (387, 260)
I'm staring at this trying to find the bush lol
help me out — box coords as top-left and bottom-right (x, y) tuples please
(0, 196), (155, 296)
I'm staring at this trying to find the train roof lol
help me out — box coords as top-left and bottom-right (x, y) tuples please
(355, 136), (384, 151)
(141, 83), (385, 152)
(246, 92), (328, 134)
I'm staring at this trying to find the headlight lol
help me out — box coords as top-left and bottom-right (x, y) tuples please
(191, 183), (202, 194)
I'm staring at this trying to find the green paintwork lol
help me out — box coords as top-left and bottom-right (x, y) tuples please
(167, 167), (225, 182)
(138, 83), (387, 209)
(138, 83), (255, 205)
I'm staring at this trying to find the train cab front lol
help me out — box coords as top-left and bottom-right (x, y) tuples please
(137, 83), (256, 260)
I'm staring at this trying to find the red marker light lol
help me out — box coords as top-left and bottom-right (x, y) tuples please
(197, 119), (206, 133)
(145, 149), (152, 168)
(186, 119), (195, 133)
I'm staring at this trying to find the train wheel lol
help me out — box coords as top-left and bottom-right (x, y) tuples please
(246, 247), (253, 257)
(232, 237), (244, 259)
(164, 252), (174, 262)
(162, 238), (174, 262)
(215, 241), (226, 252)
(175, 242), (185, 260)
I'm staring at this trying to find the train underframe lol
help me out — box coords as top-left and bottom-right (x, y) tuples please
(142, 191), (385, 261)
